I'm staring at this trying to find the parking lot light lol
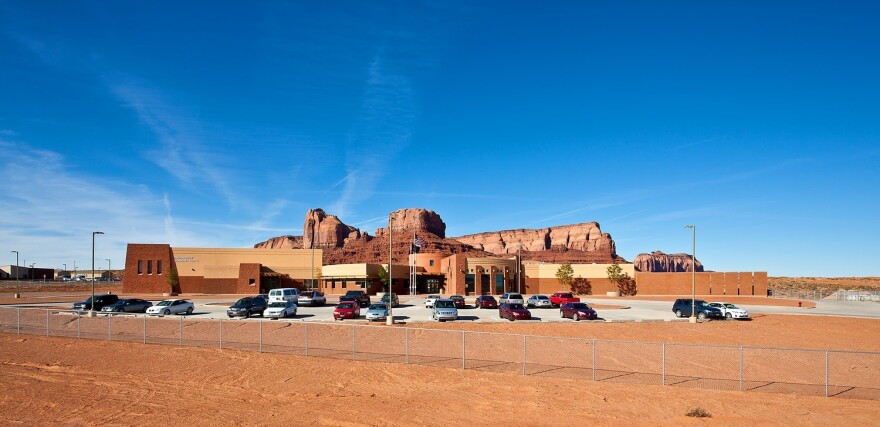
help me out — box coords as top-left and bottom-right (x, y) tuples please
(90, 231), (104, 317)
(11, 250), (20, 298)
(685, 225), (696, 323)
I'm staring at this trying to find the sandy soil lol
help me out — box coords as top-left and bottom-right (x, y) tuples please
(1, 331), (878, 426)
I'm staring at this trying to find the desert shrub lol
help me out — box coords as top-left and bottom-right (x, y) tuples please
(685, 407), (711, 418)
(556, 264), (574, 290)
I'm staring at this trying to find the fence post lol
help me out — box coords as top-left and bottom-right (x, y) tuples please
(661, 342), (666, 386)
(143, 314), (146, 344)
(219, 318), (223, 350)
(179, 315), (183, 346)
(17, 308), (20, 334)
(108, 314), (112, 340)
(461, 331), (466, 370)
(304, 322), (309, 356)
(77, 313), (81, 339)
(405, 328), (409, 364)
(592, 339), (597, 381)
(522, 335), (527, 375)
(825, 351), (829, 397)
(352, 325), (356, 359)
(46, 309), (50, 336)
(739, 346), (744, 391)
(259, 319), (263, 353)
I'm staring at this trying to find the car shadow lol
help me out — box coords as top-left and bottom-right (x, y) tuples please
(455, 315), (481, 321)
(291, 314), (315, 319)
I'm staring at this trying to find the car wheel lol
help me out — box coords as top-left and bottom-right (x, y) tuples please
(559, 310), (564, 318)
(186, 307), (193, 315)
(675, 309), (683, 318)
(574, 313), (580, 322)
(725, 313), (732, 320)
(162, 309), (170, 316)
(697, 311), (707, 320)
(244, 311), (250, 319)
(508, 315), (514, 322)
(116, 308), (124, 313)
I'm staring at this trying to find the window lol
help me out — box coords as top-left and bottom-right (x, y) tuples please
(342, 281), (347, 289)
(137, 260), (143, 274)
(429, 260), (434, 267)
(157, 260), (163, 275)
(147, 260), (152, 274)
(249, 278), (255, 286)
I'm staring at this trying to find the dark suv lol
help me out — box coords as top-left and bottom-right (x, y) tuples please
(227, 296), (268, 318)
(72, 294), (119, 311)
(672, 298), (724, 320)
(340, 290), (371, 307)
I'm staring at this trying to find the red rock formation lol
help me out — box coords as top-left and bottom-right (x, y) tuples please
(633, 251), (703, 272)
(373, 208), (446, 238)
(255, 235), (303, 249)
(302, 208), (367, 248)
(454, 222), (617, 260)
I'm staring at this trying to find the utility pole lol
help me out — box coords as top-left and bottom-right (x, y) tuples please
(386, 216), (394, 325)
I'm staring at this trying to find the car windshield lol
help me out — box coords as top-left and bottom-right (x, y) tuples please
(269, 302), (287, 308)
(451, 295), (463, 300)
(508, 303), (525, 310)
(724, 303), (739, 309)
(234, 298), (250, 306)
(571, 303), (588, 309)
(369, 304), (387, 310)
(537, 296), (549, 300)
(509, 294), (523, 299)
(427, 295), (439, 299)
(157, 300), (173, 306)
(558, 293), (573, 298)
(695, 300), (709, 307)
(381, 294), (395, 300)
(435, 301), (455, 308)
(338, 303), (354, 309)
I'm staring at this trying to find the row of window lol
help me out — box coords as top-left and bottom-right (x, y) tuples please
(327, 279), (367, 289)
(137, 260), (163, 275)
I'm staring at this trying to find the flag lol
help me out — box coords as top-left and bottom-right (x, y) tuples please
(411, 235), (426, 253)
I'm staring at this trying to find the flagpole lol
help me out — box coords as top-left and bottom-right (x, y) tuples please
(386, 216), (394, 325)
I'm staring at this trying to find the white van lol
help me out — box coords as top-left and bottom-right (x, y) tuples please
(268, 288), (300, 303)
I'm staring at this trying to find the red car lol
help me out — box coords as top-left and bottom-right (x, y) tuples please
(559, 302), (597, 321)
(333, 302), (360, 320)
(450, 295), (467, 309)
(474, 295), (498, 309)
(550, 292), (580, 307)
(499, 303), (531, 321)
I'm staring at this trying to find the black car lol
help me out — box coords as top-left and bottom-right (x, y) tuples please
(227, 296), (268, 318)
(340, 290), (371, 307)
(101, 298), (153, 313)
(672, 298), (724, 320)
(72, 294), (119, 311)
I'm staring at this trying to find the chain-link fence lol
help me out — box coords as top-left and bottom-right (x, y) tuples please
(1, 307), (877, 400)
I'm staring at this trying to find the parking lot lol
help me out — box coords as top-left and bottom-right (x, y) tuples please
(9, 293), (877, 323)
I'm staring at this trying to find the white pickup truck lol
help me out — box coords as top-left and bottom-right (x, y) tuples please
(424, 294), (441, 309)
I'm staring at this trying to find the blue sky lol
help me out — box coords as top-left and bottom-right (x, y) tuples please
(1, 1), (878, 277)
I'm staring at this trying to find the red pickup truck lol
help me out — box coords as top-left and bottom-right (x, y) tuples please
(550, 292), (580, 307)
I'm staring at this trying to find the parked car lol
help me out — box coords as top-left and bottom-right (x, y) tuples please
(264, 300), (298, 319)
(559, 302), (598, 321)
(146, 299), (194, 316)
(72, 294), (119, 311)
(365, 303), (389, 322)
(432, 299), (458, 322)
(449, 295), (466, 309)
(227, 296), (268, 318)
(499, 293), (525, 305)
(526, 294), (553, 308)
(333, 302), (360, 320)
(549, 292), (580, 307)
(268, 288), (300, 303)
(424, 294), (441, 309)
(340, 290), (370, 307)
(297, 291), (326, 306)
(380, 293), (400, 307)
(672, 299), (724, 320)
(708, 302), (750, 320)
(499, 303), (531, 321)
(100, 298), (152, 313)
(474, 295), (498, 309)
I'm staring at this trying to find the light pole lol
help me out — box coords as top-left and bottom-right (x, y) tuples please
(63, 263), (67, 279)
(106, 259), (111, 293)
(386, 216), (394, 325)
(90, 231), (104, 317)
(29, 263), (35, 281)
(685, 225), (696, 323)
(11, 251), (19, 298)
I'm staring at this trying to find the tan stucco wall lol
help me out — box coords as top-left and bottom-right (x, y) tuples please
(171, 248), (321, 280)
(523, 263), (634, 280)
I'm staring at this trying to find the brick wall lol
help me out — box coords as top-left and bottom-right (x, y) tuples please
(633, 272), (768, 295)
(123, 244), (174, 293)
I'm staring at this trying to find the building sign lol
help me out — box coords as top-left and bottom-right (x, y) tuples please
(174, 256), (199, 263)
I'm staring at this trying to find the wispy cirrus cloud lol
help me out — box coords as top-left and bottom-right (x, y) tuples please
(329, 54), (418, 217)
